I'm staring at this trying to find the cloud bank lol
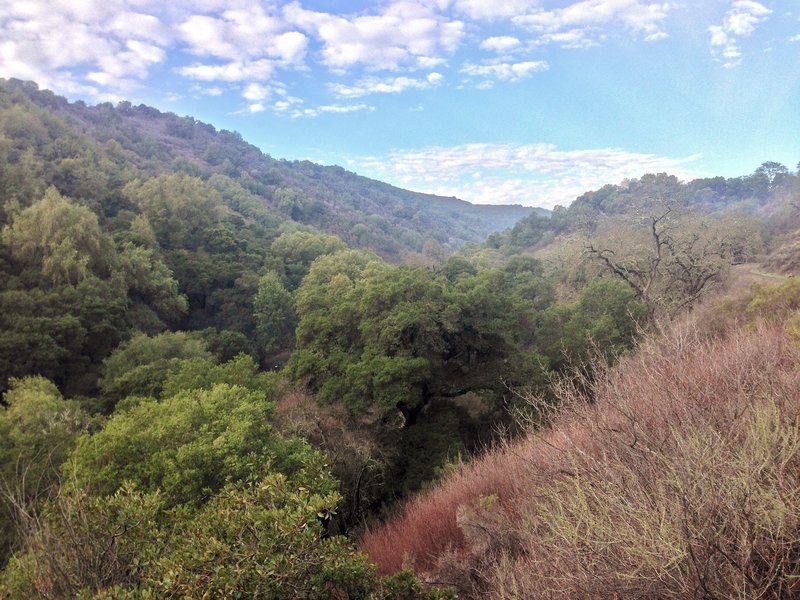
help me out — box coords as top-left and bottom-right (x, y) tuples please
(357, 143), (703, 208)
(0, 0), (684, 108)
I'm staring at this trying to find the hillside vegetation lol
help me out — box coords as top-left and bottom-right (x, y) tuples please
(361, 295), (800, 598)
(1, 78), (799, 598)
(0, 78), (533, 260)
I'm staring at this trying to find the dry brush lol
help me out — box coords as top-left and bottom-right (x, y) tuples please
(361, 320), (800, 599)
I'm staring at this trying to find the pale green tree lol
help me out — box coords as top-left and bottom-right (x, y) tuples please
(2, 187), (111, 286)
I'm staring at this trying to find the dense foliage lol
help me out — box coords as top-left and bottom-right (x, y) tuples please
(1, 78), (798, 597)
(0, 77), (532, 259)
(362, 306), (800, 599)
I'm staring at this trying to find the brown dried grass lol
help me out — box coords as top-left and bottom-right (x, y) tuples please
(361, 320), (800, 598)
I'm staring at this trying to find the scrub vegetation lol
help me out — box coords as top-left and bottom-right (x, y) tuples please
(0, 78), (798, 597)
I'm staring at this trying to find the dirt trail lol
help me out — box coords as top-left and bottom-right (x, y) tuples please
(731, 264), (788, 287)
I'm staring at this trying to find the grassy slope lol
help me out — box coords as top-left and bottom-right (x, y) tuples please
(360, 295), (800, 598)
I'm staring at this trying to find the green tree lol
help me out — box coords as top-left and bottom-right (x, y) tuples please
(290, 254), (454, 414)
(2, 187), (111, 286)
(754, 161), (789, 190)
(0, 289), (87, 392)
(253, 271), (297, 357)
(146, 475), (375, 599)
(69, 383), (330, 506)
(538, 278), (646, 370)
(0, 377), (90, 564)
(268, 230), (347, 289)
(0, 477), (453, 599)
(0, 277), (134, 396)
(0, 484), (164, 598)
(98, 331), (211, 406)
(291, 252), (541, 417)
(196, 328), (257, 363)
(160, 353), (273, 398)
(115, 242), (188, 327)
(440, 255), (477, 282)
(123, 173), (224, 250)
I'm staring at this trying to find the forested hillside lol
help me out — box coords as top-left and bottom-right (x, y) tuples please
(1, 77), (799, 598)
(0, 78), (533, 260)
(486, 167), (791, 256)
(358, 166), (800, 598)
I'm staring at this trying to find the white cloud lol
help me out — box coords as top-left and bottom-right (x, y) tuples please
(479, 36), (521, 53)
(109, 12), (171, 44)
(0, 0), (676, 109)
(272, 95), (303, 112)
(284, 0), (464, 71)
(416, 56), (448, 69)
(266, 93), (373, 118)
(723, 0), (771, 35)
(427, 72), (444, 85)
(178, 7), (303, 63)
(86, 40), (165, 89)
(272, 31), (308, 64)
(790, 34), (800, 43)
(178, 59), (275, 82)
(329, 73), (444, 98)
(461, 60), (548, 82)
(452, 0), (540, 20)
(242, 82), (270, 102)
(513, 0), (672, 47)
(0, 2), (310, 100)
(535, 29), (601, 48)
(356, 143), (702, 208)
(0, 1), (169, 99)
(290, 103), (375, 118)
(708, 1), (771, 67)
(175, 6), (308, 92)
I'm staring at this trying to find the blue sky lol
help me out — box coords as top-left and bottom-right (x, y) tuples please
(1, 1), (798, 208)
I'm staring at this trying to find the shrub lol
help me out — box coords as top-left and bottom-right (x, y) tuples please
(362, 321), (800, 598)
(69, 383), (331, 506)
(0, 484), (163, 598)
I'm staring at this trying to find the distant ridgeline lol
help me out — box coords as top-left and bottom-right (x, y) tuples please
(486, 165), (796, 254)
(0, 78), (535, 259)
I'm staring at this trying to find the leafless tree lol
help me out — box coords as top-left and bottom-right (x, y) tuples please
(585, 207), (743, 315)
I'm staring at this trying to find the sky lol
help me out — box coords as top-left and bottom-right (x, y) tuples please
(1, 1), (799, 209)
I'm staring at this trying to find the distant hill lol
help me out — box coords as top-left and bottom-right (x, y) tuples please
(484, 168), (796, 256)
(0, 78), (536, 259)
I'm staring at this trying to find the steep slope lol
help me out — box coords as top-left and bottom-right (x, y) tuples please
(361, 313), (800, 598)
(0, 78), (534, 258)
